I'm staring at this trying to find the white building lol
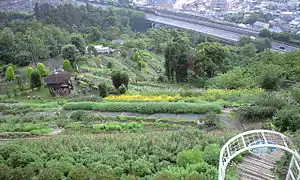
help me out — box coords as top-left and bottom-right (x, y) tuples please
(91, 45), (114, 54)
(210, 0), (228, 11)
(253, 21), (270, 30)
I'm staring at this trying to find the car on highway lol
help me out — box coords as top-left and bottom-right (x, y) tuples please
(279, 46), (285, 50)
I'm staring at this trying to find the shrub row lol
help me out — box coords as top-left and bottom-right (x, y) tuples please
(237, 106), (277, 122)
(63, 102), (222, 114)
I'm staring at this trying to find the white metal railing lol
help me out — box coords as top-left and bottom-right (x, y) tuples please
(218, 129), (300, 180)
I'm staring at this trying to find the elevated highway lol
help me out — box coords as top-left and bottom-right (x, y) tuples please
(145, 13), (299, 52)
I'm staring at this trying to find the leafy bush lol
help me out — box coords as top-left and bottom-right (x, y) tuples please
(98, 82), (108, 97)
(107, 62), (113, 68)
(26, 67), (34, 80)
(238, 106), (277, 122)
(63, 102), (222, 114)
(0, 130), (235, 179)
(67, 166), (90, 180)
(153, 171), (178, 180)
(69, 111), (86, 121)
(118, 84), (127, 94)
(5, 66), (14, 81)
(30, 71), (41, 89)
(176, 149), (204, 168)
(207, 67), (249, 89)
(259, 69), (280, 90)
(63, 60), (72, 72)
(111, 71), (129, 89)
(0, 164), (9, 180)
(275, 105), (300, 132)
(203, 144), (220, 166)
(291, 85), (300, 103)
(253, 93), (287, 110)
(37, 63), (47, 77)
(121, 50), (127, 58)
(185, 172), (205, 180)
(7, 167), (34, 180)
(37, 168), (64, 180)
(61, 44), (79, 64)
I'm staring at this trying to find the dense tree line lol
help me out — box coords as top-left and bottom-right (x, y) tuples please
(0, 20), (69, 65)
(34, 3), (151, 34)
(163, 31), (300, 88)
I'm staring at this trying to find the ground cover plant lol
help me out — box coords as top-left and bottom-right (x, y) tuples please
(62, 101), (222, 114)
(0, 130), (239, 180)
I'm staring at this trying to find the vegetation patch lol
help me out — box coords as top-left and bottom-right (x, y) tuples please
(63, 101), (222, 114)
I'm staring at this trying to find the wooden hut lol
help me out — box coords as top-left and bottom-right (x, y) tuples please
(44, 72), (73, 97)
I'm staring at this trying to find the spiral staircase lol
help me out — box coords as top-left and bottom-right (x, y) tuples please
(218, 130), (300, 180)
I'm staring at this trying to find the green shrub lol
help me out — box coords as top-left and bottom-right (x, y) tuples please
(157, 75), (168, 83)
(118, 84), (126, 94)
(111, 71), (129, 89)
(253, 93), (287, 110)
(98, 82), (108, 97)
(185, 172), (204, 180)
(67, 166), (90, 180)
(37, 168), (64, 180)
(207, 67), (249, 89)
(7, 167), (34, 180)
(26, 67), (34, 80)
(176, 149), (204, 168)
(30, 71), (42, 89)
(291, 85), (300, 103)
(63, 60), (72, 72)
(0, 164), (9, 180)
(63, 102), (222, 114)
(263, 120), (276, 130)
(275, 105), (300, 132)
(107, 62), (113, 68)
(121, 50), (127, 58)
(131, 159), (154, 177)
(91, 172), (115, 180)
(238, 106), (277, 122)
(154, 171), (178, 180)
(69, 111), (86, 121)
(259, 69), (280, 90)
(37, 63), (47, 77)
(5, 66), (14, 81)
(203, 144), (220, 166)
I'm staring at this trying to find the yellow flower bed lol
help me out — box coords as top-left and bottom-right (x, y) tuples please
(104, 95), (180, 102)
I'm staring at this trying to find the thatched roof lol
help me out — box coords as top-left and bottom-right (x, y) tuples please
(44, 71), (71, 85)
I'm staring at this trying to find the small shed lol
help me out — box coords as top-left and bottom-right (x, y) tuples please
(44, 72), (73, 97)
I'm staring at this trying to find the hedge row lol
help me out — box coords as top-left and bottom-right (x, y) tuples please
(63, 102), (222, 114)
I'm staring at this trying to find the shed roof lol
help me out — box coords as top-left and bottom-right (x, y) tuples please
(44, 71), (71, 85)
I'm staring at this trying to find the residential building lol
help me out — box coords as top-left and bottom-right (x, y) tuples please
(253, 21), (270, 30)
(210, 0), (228, 11)
(93, 45), (114, 54)
(288, 19), (300, 33)
(269, 27), (284, 33)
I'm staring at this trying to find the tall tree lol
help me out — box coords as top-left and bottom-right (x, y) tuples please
(164, 32), (189, 82)
(195, 42), (228, 78)
(0, 28), (16, 64)
(61, 44), (79, 66)
(70, 34), (86, 55)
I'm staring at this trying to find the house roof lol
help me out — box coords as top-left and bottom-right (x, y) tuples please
(253, 21), (269, 27)
(44, 71), (71, 85)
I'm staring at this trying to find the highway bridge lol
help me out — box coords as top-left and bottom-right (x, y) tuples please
(145, 13), (299, 52)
